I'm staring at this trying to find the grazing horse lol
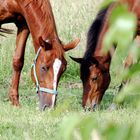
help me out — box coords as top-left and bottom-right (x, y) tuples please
(71, 0), (140, 110)
(0, 0), (79, 110)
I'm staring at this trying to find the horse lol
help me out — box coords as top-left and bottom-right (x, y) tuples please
(71, 0), (140, 110)
(0, 0), (79, 110)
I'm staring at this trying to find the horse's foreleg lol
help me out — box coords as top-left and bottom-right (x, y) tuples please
(9, 26), (29, 106)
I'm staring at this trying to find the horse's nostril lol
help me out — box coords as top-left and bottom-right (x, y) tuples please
(42, 104), (47, 111)
(42, 104), (51, 111)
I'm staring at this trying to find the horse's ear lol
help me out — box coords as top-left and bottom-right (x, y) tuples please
(39, 37), (52, 50)
(70, 56), (83, 64)
(63, 38), (80, 51)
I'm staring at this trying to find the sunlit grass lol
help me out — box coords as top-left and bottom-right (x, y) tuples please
(0, 87), (139, 140)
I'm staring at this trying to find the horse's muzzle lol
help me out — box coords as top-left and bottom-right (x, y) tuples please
(38, 92), (55, 111)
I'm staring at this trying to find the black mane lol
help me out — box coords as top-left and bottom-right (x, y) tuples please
(83, 5), (110, 59)
(80, 5), (111, 83)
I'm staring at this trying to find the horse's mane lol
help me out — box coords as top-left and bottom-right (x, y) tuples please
(83, 5), (110, 59)
(80, 4), (111, 83)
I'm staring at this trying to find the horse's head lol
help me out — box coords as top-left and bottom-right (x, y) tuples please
(71, 56), (111, 111)
(31, 37), (79, 110)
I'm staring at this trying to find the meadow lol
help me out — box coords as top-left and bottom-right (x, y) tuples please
(0, 0), (140, 140)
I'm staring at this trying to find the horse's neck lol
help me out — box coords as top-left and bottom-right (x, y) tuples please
(119, 0), (137, 4)
(93, 3), (116, 64)
(18, 0), (58, 48)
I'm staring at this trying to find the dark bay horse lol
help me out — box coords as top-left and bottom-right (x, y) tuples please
(0, 0), (79, 110)
(71, 0), (140, 110)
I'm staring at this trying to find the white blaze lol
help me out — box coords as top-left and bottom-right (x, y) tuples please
(52, 58), (62, 107)
(53, 58), (62, 90)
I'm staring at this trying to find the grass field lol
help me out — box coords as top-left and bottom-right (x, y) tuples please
(0, 0), (140, 140)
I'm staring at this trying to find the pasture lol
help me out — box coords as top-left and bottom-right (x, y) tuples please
(0, 0), (140, 140)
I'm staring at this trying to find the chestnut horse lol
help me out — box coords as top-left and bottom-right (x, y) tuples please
(71, 0), (140, 110)
(0, 0), (79, 110)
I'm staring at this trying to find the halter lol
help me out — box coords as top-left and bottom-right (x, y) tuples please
(32, 47), (58, 95)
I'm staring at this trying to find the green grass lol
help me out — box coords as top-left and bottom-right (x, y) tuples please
(0, 87), (139, 140)
(0, 0), (140, 140)
(0, 86), (139, 140)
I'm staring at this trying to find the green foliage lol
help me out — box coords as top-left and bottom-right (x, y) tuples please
(103, 4), (137, 52)
(103, 3), (140, 107)
(60, 114), (98, 140)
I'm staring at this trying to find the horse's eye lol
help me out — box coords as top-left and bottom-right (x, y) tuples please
(41, 66), (48, 72)
(92, 76), (98, 82)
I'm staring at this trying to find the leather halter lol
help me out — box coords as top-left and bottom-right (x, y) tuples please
(32, 47), (58, 95)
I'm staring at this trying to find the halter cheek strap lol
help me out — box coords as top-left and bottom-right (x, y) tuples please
(32, 47), (58, 95)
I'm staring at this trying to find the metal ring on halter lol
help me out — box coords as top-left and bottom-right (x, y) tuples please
(32, 47), (58, 95)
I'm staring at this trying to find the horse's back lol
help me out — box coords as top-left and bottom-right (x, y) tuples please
(119, 0), (140, 34)
(0, 0), (20, 23)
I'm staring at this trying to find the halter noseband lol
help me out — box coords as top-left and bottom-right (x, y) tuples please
(32, 47), (58, 95)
